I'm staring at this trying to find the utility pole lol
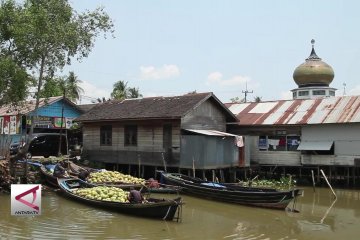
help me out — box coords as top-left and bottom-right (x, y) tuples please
(343, 82), (346, 96)
(242, 82), (253, 103)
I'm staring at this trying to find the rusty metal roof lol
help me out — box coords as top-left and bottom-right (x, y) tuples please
(225, 96), (360, 125)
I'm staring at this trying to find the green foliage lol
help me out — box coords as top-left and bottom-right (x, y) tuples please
(111, 80), (142, 100)
(0, 0), (114, 106)
(254, 96), (262, 102)
(230, 96), (245, 103)
(0, 56), (32, 105)
(245, 176), (297, 190)
(128, 87), (142, 98)
(39, 71), (84, 102)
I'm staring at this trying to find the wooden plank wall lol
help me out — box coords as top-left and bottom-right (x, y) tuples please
(181, 100), (226, 131)
(82, 121), (181, 165)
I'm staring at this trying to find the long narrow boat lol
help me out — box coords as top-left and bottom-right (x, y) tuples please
(160, 172), (301, 210)
(40, 164), (59, 187)
(57, 178), (183, 221)
(141, 183), (183, 194)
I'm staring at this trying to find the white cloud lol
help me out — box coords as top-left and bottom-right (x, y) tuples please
(78, 81), (111, 104)
(347, 84), (360, 96)
(140, 64), (180, 80)
(206, 72), (250, 86)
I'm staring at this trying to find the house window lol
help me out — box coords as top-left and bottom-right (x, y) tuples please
(125, 125), (137, 146)
(292, 92), (297, 98)
(329, 91), (335, 96)
(100, 125), (112, 146)
(298, 91), (309, 96)
(313, 90), (326, 95)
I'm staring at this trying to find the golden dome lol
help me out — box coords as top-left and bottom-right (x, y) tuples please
(293, 40), (334, 87)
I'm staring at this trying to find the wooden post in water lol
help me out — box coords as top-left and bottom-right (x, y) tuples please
(192, 157), (195, 178)
(161, 152), (167, 173)
(311, 170), (316, 192)
(317, 166), (320, 182)
(320, 169), (337, 199)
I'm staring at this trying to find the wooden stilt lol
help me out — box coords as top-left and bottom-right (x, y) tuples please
(212, 170), (215, 182)
(353, 167), (356, 186)
(202, 170), (206, 181)
(128, 164), (131, 175)
(347, 167), (350, 186)
(220, 169), (224, 182)
(317, 166), (320, 182)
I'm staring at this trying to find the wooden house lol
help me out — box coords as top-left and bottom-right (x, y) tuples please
(75, 92), (244, 175)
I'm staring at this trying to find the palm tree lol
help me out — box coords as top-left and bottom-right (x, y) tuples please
(96, 97), (110, 103)
(111, 80), (128, 100)
(65, 72), (84, 103)
(128, 87), (142, 98)
(254, 96), (262, 103)
(230, 96), (245, 103)
(57, 72), (83, 155)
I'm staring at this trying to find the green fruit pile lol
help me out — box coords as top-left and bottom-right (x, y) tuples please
(87, 171), (145, 184)
(73, 186), (130, 202)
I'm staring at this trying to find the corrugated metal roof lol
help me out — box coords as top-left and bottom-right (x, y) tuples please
(226, 96), (360, 125)
(297, 141), (333, 151)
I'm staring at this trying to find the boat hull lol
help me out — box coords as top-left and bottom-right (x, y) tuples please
(57, 178), (182, 221)
(161, 173), (300, 210)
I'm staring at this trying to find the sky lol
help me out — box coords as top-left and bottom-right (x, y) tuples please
(65, 0), (360, 104)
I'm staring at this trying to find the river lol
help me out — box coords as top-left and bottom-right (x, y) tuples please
(1, 186), (360, 240)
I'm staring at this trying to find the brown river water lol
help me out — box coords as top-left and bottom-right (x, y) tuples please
(1, 186), (360, 240)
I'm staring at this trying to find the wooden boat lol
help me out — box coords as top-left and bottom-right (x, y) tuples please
(141, 183), (183, 194)
(160, 172), (301, 210)
(40, 164), (60, 187)
(57, 178), (183, 221)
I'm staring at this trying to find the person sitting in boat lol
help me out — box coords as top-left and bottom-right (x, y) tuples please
(53, 161), (69, 178)
(128, 187), (144, 203)
(78, 169), (90, 181)
(147, 178), (160, 188)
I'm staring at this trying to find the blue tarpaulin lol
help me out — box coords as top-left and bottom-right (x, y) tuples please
(16, 160), (43, 167)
